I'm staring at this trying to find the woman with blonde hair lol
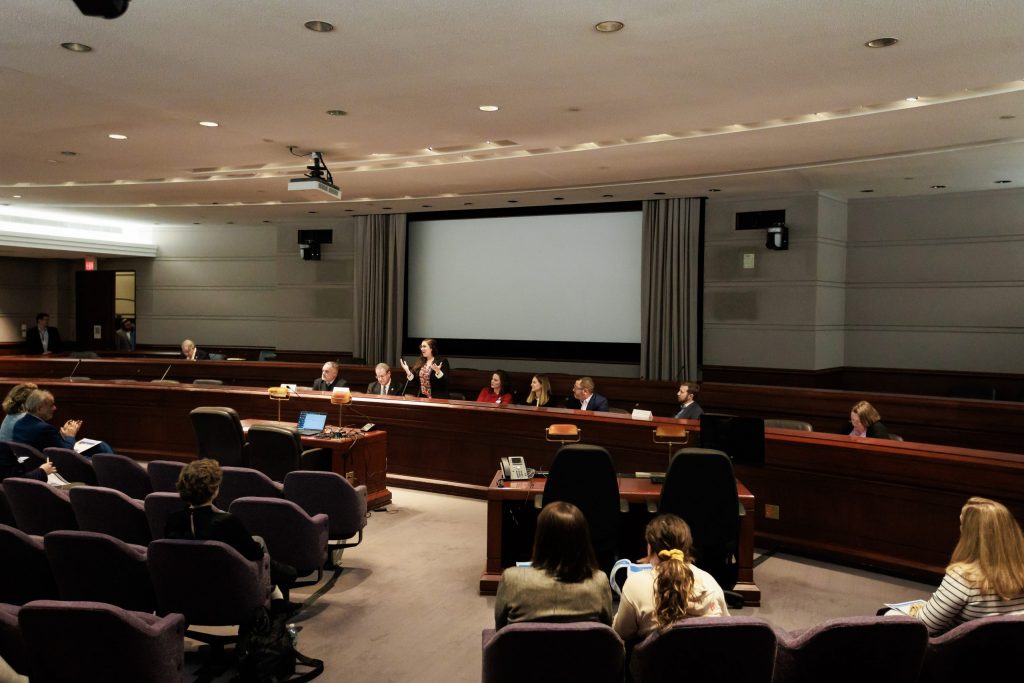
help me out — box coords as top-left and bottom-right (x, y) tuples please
(522, 375), (554, 408)
(613, 514), (728, 642)
(912, 497), (1024, 634)
(0, 382), (38, 442)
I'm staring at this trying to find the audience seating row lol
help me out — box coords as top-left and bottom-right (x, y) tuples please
(482, 614), (1024, 683)
(0, 600), (184, 683)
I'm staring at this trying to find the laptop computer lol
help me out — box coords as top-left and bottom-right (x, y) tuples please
(296, 411), (328, 436)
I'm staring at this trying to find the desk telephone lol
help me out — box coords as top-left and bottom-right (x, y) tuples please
(500, 456), (532, 481)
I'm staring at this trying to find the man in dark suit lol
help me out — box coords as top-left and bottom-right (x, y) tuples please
(313, 361), (346, 391)
(180, 339), (209, 360)
(566, 376), (609, 412)
(25, 312), (61, 355)
(366, 363), (403, 396)
(11, 389), (113, 455)
(674, 381), (704, 420)
(114, 317), (136, 351)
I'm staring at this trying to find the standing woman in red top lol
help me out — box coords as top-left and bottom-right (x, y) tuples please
(400, 338), (450, 399)
(476, 371), (513, 405)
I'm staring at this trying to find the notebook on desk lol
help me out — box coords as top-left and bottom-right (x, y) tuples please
(296, 411), (327, 436)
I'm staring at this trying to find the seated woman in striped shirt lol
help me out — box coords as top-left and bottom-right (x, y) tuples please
(913, 496), (1024, 634)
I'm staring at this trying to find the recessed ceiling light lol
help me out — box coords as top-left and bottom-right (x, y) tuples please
(308, 211), (318, 214)
(905, 96), (918, 102)
(60, 150), (78, 156)
(304, 20), (334, 32)
(198, 121), (219, 127)
(602, 194), (613, 198)
(860, 189), (875, 193)
(12, 195), (22, 199)
(263, 220), (271, 223)
(653, 192), (666, 196)
(930, 185), (946, 189)
(421, 204), (432, 208)
(865, 37), (898, 48)
(463, 202), (473, 206)
(326, 110), (347, 117)
(382, 207), (392, 210)
(708, 188), (721, 192)
(108, 134), (128, 140)
(995, 180), (1012, 184)
(478, 105), (500, 112)
(595, 20), (624, 33)
(61, 42), (92, 52)
(508, 200), (518, 203)
(553, 197), (564, 201)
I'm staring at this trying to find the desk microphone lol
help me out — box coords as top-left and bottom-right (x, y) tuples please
(158, 365), (171, 381)
(67, 359), (82, 380)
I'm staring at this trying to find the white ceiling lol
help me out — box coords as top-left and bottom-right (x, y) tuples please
(2, 0), (1023, 240)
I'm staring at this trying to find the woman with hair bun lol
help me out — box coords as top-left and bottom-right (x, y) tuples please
(613, 514), (728, 642)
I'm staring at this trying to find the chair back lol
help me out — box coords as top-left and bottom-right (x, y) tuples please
(0, 486), (14, 527)
(43, 447), (97, 485)
(482, 622), (624, 683)
(2, 477), (77, 535)
(543, 444), (621, 572)
(921, 614), (1024, 683)
(43, 530), (156, 612)
(229, 497), (329, 575)
(247, 424), (303, 482)
(144, 492), (186, 540)
(284, 470), (368, 541)
(18, 600), (184, 683)
(5, 441), (45, 469)
(661, 448), (740, 590)
(774, 615), (927, 683)
(147, 539), (271, 626)
(0, 524), (58, 604)
(147, 459), (185, 493)
(69, 485), (151, 546)
(0, 602), (28, 677)
(216, 466), (284, 509)
(189, 406), (248, 466)
(631, 616), (777, 683)
(764, 419), (813, 432)
(92, 453), (153, 500)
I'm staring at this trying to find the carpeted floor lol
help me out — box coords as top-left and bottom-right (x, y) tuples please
(183, 487), (937, 682)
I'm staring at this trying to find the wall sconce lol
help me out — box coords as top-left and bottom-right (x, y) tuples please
(766, 223), (789, 251)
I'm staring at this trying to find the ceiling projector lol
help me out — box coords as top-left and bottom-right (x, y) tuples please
(288, 151), (341, 199)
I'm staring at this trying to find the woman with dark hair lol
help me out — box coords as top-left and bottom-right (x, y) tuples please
(399, 338), (449, 399)
(522, 375), (555, 408)
(476, 370), (513, 405)
(847, 400), (889, 439)
(613, 514), (727, 641)
(494, 501), (612, 628)
(906, 497), (1024, 634)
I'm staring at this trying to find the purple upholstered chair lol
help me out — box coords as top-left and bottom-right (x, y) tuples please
(2, 477), (77, 535)
(0, 602), (28, 678)
(19, 600), (184, 683)
(143, 492), (186, 541)
(284, 470), (367, 562)
(0, 524), (58, 605)
(44, 530), (156, 613)
(216, 466), (284, 509)
(146, 459), (185, 494)
(69, 485), (151, 546)
(482, 622), (625, 683)
(5, 442), (45, 469)
(631, 616), (777, 682)
(43, 447), (97, 485)
(773, 615), (928, 683)
(920, 614), (1024, 683)
(93, 452), (154, 500)
(0, 486), (14, 527)
(147, 539), (271, 643)
(229, 496), (329, 581)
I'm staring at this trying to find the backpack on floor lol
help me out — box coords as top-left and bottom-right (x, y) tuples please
(234, 606), (324, 683)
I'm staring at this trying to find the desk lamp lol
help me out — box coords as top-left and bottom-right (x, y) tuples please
(545, 423), (580, 445)
(331, 387), (352, 430)
(653, 424), (689, 463)
(267, 386), (288, 421)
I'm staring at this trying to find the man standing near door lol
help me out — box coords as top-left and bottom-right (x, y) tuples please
(25, 312), (61, 355)
(114, 318), (136, 351)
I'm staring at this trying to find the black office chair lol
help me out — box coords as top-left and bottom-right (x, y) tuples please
(189, 406), (249, 467)
(247, 424), (331, 482)
(541, 444), (622, 574)
(660, 447), (744, 608)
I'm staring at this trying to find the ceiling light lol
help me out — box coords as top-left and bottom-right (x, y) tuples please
(198, 121), (219, 127)
(61, 42), (92, 52)
(865, 37), (898, 48)
(595, 21), (624, 33)
(12, 195), (22, 199)
(108, 134), (128, 140)
(478, 105), (500, 112)
(905, 96), (918, 102)
(304, 20), (335, 32)
(930, 185), (946, 189)
(326, 110), (347, 116)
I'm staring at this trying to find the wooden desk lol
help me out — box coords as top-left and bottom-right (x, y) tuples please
(241, 419), (391, 509)
(480, 471), (760, 605)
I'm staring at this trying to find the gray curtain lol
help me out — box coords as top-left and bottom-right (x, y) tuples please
(641, 197), (703, 381)
(353, 214), (407, 366)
